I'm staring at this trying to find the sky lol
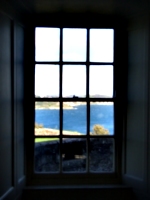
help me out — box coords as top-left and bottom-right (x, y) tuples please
(35, 28), (114, 97)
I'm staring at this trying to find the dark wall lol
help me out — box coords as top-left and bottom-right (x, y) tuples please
(0, 10), (25, 200)
(122, 15), (150, 200)
(0, 12), (12, 198)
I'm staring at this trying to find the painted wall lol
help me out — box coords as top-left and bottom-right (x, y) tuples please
(0, 12), (13, 199)
(0, 9), (25, 200)
(123, 15), (150, 200)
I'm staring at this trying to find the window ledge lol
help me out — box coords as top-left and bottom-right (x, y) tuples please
(23, 185), (134, 200)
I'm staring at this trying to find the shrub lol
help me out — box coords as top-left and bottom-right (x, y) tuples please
(92, 124), (109, 135)
(35, 123), (44, 128)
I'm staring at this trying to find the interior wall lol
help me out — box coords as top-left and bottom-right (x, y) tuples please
(0, 9), (25, 200)
(14, 21), (25, 200)
(123, 15), (150, 200)
(0, 11), (13, 199)
(147, 15), (150, 199)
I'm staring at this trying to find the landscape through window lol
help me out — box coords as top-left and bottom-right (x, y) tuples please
(34, 27), (115, 173)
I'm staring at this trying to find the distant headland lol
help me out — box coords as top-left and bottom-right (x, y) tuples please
(35, 101), (113, 109)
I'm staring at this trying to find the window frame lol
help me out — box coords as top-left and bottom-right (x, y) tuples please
(25, 14), (126, 186)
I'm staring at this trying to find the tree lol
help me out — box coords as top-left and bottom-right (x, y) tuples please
(92, 124), (109, 135)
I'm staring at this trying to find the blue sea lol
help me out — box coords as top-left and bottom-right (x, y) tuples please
(35, 104), (114, 135)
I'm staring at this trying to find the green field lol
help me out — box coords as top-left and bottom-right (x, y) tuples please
(35, 138), (59, 143)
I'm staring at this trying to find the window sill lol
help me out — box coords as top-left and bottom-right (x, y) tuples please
(23, 185), (134, 200)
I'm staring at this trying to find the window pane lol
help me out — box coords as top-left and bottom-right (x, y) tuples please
(62, 138), (86, 172)
(35, 28), (60, 61)
(35, 102), (60, 136)
(90, 65), (113, 98)
(63, 102), (86, 135)
(63, 65), (86, 97)
(90, 102), (114, 135)
(34, 138), (60, 172)
(63, 29), (86, 61)
(90, 29), (114, 62)
(89, 138), (114, 172)
(35, 65), (59, 98)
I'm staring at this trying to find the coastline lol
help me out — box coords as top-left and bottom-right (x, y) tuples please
(35, 102), (113, 110)
(35, 107), (75, 110)
(35, 127), (83, 136)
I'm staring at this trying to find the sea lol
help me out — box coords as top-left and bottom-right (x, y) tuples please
(35, 104), (114, 135)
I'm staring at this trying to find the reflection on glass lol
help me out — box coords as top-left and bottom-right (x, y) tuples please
(35, 28), (60, 61)
(89, 138), (114, 172)
(62, 138), (86, 172)
(35, 102), (60, 135)
(63, 102), (86, 135)
(90, 65), (113, 98)
(90, 102), (114, 135)
(63, 65), (86, 97)
(63, 29), (86, 61)
(35, 65), (59, 98)
(34, 138), (60, 172)
(90, 29), (114, 62)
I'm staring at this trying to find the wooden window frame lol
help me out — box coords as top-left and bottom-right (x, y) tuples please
(25, 14), (127, 186)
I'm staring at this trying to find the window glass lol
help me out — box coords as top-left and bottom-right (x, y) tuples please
(35, 101), (60, 136)
(34, 138), (60, 172)
(35, 65), (59, 98)
(35, 28), (60, 61)
(90, 29), (114, 62)
(63, 29), (86, 61)
(89, 138), (114, 172)
(62, 138), (87, 172)
(90, 102), (114, 135)
(63, 65), (86, 97)
(63, 102), (87, 135)
(89, 65), (113, 98)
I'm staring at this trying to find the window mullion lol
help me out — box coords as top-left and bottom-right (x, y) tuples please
(60, 28), (63, 173)
(86, 28), (90, 172)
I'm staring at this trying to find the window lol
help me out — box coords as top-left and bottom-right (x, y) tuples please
(34, 27), (116, 174)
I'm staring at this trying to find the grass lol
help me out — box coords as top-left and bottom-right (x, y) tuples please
(35, 138), (59, 143)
